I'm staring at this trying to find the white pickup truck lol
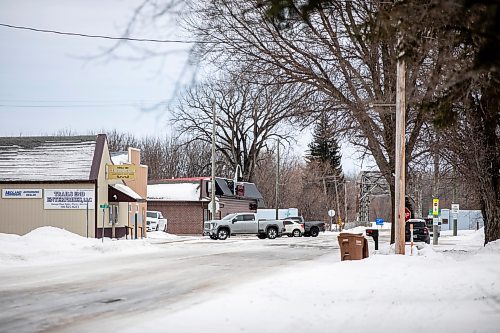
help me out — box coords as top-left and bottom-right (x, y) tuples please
(146, 210), (168, 232)
(203, 212), (285, 240)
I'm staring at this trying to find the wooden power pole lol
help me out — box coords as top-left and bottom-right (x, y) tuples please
(394, 41), (406, 255)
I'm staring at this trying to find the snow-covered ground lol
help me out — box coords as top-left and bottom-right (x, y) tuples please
(0, 227), (499, 332)
(115, 229), (500, 333)
(0, 227), (159, 267)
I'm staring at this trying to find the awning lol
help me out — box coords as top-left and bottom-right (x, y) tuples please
(108, 184), (145, 203)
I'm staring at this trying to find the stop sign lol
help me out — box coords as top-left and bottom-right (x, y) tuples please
(405, 207), (411, 221)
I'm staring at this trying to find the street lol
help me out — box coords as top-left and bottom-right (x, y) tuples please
(0, 233), (341, 333)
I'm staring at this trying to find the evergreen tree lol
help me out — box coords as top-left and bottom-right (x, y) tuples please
(306, 112), (343, 182)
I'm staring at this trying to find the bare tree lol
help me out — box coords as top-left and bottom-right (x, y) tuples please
(183, 0), (446, 242)
(106, 130), (140, 152)
(172, 73), (312, 181)
(105, 130), (213, 180)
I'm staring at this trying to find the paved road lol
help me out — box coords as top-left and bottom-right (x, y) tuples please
(0, 234), (340, 333)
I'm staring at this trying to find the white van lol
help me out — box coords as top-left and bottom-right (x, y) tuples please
(146, 211), (168, 232)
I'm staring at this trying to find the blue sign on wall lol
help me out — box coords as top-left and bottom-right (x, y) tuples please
(375, 218), (384, 226)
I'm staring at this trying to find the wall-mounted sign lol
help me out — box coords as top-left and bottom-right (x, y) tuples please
(107, 164), (136, 180)
(2, 189), (42, 199)
(235, 184), (245, 196)
(44, 189), (95, 210)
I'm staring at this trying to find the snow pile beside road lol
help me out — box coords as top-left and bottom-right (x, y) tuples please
(0, 227), (155, 266)
(146, 231), (181, 240)
(126, 229), (500, 333)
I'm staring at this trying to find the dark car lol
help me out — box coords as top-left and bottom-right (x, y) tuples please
(405, 219), (430, 244)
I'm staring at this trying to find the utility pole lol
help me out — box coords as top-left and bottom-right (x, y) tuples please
(275, 139), (280, 220)
(452, 167), (458, 236)
(333, 174), (342, 230)
(394, 33), (406, 255)
(344, 181), (349, 227)
(432, 147), (439, 245)
(211, 100), (217, 220)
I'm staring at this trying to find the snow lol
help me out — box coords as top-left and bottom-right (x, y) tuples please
(1, 226), (499, 332)
(120, 228), (500, 333)
(111, 183), (143, 200)
(147, 182), (203, 201)
(0, 137), (96, 181)
(110, 151), (129, 165)
(0, 226), (156, 267)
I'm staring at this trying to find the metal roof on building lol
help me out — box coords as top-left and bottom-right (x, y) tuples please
(0, 136), (98, 182)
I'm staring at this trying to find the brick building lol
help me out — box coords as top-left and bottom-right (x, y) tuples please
(147, 177), (264, 235)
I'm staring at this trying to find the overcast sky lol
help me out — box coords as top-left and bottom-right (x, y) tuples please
(0, 0), (188, 137)
(0, 0), (370, 174)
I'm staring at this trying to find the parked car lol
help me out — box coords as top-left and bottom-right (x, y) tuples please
(287, 216), (325, 237)
(203, 212), (285, 240)
(405, 219), (430, 244)
(283, 219), (305, 237)
(146, 210), (168, 232)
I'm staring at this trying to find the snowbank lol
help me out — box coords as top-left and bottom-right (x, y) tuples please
(0, 226), (156, 267)
(120, 229), (500, 333)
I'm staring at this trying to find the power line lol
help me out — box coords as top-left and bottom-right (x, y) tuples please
(0, 103), (169, 108)
(0, 23), (201, 44)
(0, 22), (350, 44)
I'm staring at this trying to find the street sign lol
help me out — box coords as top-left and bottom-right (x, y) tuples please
(328, 209), (336, 217)
(375, 218), (384, 226)
(433, 217), (439, 225)
(433, 198), (439, 217)
(209, 200), (220, 213)
(405, 207), (411, 221)
(451, 203), (459, 214)
(99, 204), (109, 209)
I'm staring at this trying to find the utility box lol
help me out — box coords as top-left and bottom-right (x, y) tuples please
(337, 233), (369, 261)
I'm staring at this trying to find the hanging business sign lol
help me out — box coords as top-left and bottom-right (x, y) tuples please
(44, 189), (95, 210)
(106, 164), (136, 180)
(2, 189), (42, 199)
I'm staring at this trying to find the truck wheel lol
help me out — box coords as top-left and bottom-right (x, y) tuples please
(257, 234), (267, 239)
(217, 228), (229, 240)
(310, 227), (319, 237)
(292, 229), (302, 237)
(267, 227), (278, 239)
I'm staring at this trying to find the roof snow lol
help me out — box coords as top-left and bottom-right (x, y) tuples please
(147, 183), (203, 202)
(111, 183), (143, 200)
(0, 136), (97, 182)
(111, 151), (129, 165)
